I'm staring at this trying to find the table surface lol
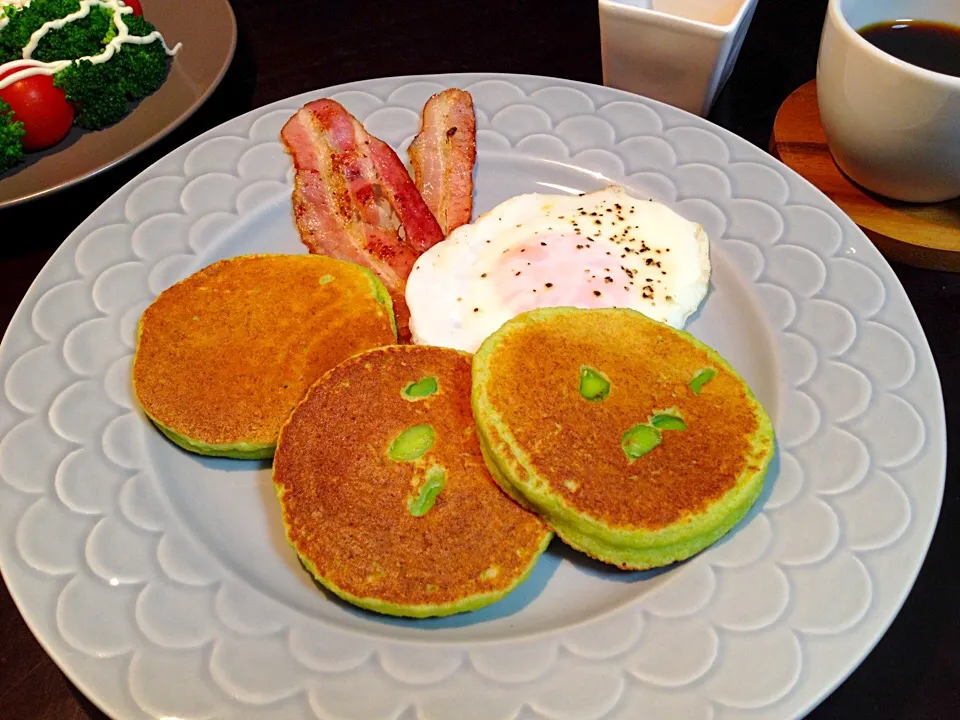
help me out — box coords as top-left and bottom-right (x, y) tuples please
(0, 1), (956, 718)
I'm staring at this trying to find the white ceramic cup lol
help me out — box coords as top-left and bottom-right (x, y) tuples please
(817, 0), (960, 203)
(599, 0), (758, 116)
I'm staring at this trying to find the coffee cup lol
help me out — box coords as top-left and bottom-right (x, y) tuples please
(817, 0), (960, 203)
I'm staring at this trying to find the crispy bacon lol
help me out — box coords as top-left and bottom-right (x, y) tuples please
(280, 99), (444, 338)
(408, 89), (477, 235)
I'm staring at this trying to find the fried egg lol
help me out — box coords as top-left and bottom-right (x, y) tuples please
(405, 185), (710, 353)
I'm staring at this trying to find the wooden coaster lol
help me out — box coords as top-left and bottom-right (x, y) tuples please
(770, 80), (960, 272)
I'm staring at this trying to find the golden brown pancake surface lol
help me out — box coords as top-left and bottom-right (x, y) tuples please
(273, 345), (551, 615)
(477, 308), (767, 532)
(133, 254), (396, 454)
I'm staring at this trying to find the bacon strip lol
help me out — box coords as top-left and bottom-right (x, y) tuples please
(280, 99), (444, 338)
(408, 89), (477, 235)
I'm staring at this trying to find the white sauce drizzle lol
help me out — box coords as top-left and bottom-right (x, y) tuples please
(0, 0), (180, 90)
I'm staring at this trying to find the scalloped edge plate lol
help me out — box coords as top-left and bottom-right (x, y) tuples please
(0, 74), (946, 720)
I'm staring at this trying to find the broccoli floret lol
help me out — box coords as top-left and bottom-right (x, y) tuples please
(53, 16), (171, 131)
(32, 6), (115, 63)
(111, 17), (168, 98)
(0, 99), (25, 173)
(0, 0), (84, 64)
(54, 58), (127, 129)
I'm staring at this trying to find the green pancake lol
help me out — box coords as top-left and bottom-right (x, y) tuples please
(133, 254), (396, 459)
(472, 306), (775, 570)
(272, 345), (552, 618)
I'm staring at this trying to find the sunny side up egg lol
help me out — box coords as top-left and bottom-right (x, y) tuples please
(405, 185), (711, 353)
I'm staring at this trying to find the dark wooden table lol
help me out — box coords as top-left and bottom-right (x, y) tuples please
(1, 1), (956, 718)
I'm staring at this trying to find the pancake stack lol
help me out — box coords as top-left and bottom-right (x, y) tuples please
(133, 254), (396, 459)
(273, 345), (552, 617)
(472, 307), (775, 570)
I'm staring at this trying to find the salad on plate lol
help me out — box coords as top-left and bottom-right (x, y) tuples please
(0, 0), (180, 172)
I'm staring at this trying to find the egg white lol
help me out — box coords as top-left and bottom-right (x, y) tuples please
(406, 185), (710, 353)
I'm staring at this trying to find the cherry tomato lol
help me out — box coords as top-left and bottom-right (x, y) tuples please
(0, 70), (74, 151)
(123, 0), (143, 15)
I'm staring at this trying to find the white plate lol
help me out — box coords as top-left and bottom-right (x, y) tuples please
(0, 74), (945, 720)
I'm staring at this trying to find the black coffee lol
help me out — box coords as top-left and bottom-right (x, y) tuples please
(859, 19), (960, 78)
